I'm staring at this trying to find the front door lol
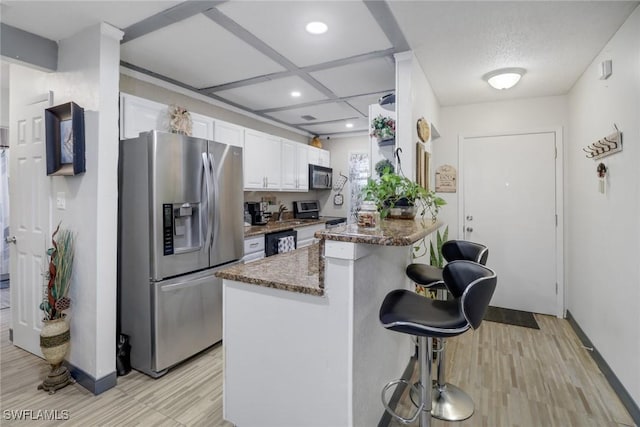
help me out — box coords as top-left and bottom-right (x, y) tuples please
(9, 92), (53, 356)
(461, 131), (561, 316)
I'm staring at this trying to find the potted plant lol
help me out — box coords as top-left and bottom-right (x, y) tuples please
(374, 159), (395, 177)
(361, 167), (446, 220)
(370, 115), (395, 145)
(38, 223), (76, 394)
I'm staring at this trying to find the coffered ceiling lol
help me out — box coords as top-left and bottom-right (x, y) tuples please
(1, 1), (638, 137)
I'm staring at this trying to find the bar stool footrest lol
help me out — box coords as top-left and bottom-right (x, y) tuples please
(381, 379), (425, 425)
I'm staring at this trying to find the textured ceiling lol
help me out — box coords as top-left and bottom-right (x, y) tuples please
(2, 1), (638, 137)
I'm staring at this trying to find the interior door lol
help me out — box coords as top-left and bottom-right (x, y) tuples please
(462, 131), (558, 315)
(9, 92), (53, 356)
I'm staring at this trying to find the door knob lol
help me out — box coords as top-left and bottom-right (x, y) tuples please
(5, 236), (16, 244)
(466, 227), (473, 232)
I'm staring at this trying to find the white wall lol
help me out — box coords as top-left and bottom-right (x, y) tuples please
(395, 51), (441, 181)
(435, 96), (569, 237)
(1, 62), (9, 128)
(317, 135), (369, 219)
(10, 23), (122, 384)
(566, 5), (640, 406)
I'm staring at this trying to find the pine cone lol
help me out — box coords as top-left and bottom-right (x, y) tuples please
(55, 297), (71, 311)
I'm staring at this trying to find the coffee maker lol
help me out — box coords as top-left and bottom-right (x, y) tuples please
(246, 202), (268, 225)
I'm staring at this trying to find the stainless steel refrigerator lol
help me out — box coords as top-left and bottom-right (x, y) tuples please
(118, 131), (243, 377)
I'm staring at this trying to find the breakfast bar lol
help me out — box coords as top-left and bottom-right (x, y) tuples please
(216, 219), (442, 427)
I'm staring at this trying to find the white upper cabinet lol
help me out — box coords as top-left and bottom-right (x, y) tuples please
(281, 140), (309, 192)
(190, 112), (214, 140)
(244, 129), (281, 190)
(308, 145), (331, 167)
(214, 119), (244, 148)
(120, 93), (167, 139)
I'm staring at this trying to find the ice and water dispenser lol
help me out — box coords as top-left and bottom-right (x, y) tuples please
(162, 202), (202, 255)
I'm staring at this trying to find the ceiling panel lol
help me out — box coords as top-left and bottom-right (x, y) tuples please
(267, 102), (359, 124)
(310, 57), (395, 98)
(300, 117), (369, 136)
(217, 1), (392, 67)
(1, 1), (182, 41)
(215, 76), (329, 111)
(345, 93), (390, 117)
(389, 1), (639, 106)
(121, 14), (286, 88)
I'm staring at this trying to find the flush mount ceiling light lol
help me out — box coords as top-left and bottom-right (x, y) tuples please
(290, 91), (301, 98)
(345, 123), (354, 128)
(306, 21), (328, 35)
(483, 67), (526, 90)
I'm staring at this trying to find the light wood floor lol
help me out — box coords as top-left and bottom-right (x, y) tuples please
(388, 314), (635, 427)
(1, 305), (634, 427)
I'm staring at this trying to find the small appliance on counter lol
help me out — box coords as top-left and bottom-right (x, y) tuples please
(293, 200), (347, 229)
(246, 201), (268, 225)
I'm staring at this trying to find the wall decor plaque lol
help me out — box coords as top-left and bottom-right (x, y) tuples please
(416, 117), (430, 142)
(435, 164), (457, 193)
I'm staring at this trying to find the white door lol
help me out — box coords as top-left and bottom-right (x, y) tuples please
(9, 92), (53, 356)
(462, 131), (560, 316)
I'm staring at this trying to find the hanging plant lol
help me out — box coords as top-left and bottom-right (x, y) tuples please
(370, 115), (395, 141)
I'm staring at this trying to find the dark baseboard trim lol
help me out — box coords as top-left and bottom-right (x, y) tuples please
(63, 361), (117, 395)
(566, 310), (640, 425)
(378, 355), (417, 427)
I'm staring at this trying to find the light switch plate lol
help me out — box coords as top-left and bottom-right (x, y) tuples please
(56, 192), (66, 210)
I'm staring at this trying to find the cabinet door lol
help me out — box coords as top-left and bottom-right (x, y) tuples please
(243, 130), (266, 189)
(319, 149), (331, 167)
(191, 112), (214, 140)
(120, 93), (167, 139)
(281, 140), (297, 190)
(296, 144), (309, 191)
(214, 119), (244, 148)
(263, 134), (282, 189)
(307, 146), (320, 165)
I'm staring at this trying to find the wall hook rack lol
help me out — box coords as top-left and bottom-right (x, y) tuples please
(583, 124), (622, 160)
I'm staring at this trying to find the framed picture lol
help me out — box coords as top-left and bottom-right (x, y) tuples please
(416, 142), (430, 190)
(45, 102), (85, 176)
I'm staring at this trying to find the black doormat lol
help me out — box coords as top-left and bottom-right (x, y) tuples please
(484, 306), (539, 329)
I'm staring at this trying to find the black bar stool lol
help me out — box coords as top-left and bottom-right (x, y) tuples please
(405, 240), (488, 421)
(380, 260), (497, 427)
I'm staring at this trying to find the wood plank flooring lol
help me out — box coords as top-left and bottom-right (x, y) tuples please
(388, 314), (635, 427)
(0, 306), (634, 427)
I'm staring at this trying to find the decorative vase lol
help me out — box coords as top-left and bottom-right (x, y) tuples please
(38, 316), (75, 394)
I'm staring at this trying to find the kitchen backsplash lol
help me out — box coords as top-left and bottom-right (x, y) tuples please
(244, 191), (320, 215)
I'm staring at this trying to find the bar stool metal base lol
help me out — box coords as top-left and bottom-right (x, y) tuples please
(410, 382), (474, 421)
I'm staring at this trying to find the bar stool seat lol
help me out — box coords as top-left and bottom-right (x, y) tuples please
(379, 260), (497, 427)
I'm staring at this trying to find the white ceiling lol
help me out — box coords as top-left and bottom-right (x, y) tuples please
(2, 1), (638, 137)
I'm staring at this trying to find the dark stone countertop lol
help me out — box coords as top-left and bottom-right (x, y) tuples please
(314, 218), (442, 246)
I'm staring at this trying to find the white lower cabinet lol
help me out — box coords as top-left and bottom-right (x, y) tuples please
(243, 235), (265, 263)
(296, 223), (325, 248)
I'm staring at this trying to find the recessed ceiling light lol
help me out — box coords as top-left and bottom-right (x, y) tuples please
(291, 91), (301, 98)
(483, 67), (526, 90)
(306, 21), (328, 35)
(345, 123), (354, 128)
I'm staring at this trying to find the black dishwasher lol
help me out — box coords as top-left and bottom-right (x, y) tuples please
(265, 229), (297, 257)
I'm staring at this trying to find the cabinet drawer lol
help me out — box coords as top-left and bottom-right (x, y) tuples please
(244, 235), (265, 255)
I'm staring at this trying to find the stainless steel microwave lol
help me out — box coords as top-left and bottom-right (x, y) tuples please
(309, 164), (332, 190)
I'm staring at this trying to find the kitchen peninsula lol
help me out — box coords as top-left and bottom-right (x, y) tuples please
(216, 219), (442, 427)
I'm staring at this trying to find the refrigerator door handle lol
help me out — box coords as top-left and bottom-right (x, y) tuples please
(202, 152), (214, 251)
(208, 153), (221, 250)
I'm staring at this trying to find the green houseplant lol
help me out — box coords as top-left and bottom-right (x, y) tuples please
(361, 167), (446, 220)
